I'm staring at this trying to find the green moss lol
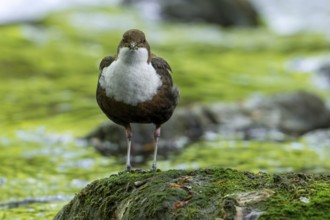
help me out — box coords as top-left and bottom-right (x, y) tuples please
(54, 169), (330, 220)
(260, 180), (330, 219)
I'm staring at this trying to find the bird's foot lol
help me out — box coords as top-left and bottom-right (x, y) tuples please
(117, 165), (132, 175)
(151, 164), (161, 172)
(118, 168), (161, 175)
(136, 168), (161, 173)
(152, 164), (157, 171)
(118, 167), (148, 175)
(126, 164), (132, 171)
(118, 170), (128, 175)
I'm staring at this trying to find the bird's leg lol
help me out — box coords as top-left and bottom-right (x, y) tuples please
(152, 126), (161, 171)
(125, 125), (132, 171)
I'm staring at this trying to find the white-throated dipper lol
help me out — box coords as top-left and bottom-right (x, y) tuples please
(96, 29), (179, 171)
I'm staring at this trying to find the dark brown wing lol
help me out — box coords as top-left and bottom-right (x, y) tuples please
(96, 56), (117, 122)
(99, 56), (115, 71)
(151, 56), (173, 86)
(150, 56), (179, 126)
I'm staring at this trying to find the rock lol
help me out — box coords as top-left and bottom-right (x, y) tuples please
(54, 168), (330, 220)
(200, 91), (330, 139)
(122, 0), (259, 27)
(243, 91), (330, 135)
(86, 123), (175, 164)
(85, 106), (207, 164)
(207, 103), (253, 130)
(160, 0), (259, 27)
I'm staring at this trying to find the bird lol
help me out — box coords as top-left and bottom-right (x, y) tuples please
(96, 29), (179, 171)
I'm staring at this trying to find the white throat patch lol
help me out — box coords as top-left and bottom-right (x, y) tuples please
(99, 47), (162, 106)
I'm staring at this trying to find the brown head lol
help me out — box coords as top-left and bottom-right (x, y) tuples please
(117, 29), (151, 61)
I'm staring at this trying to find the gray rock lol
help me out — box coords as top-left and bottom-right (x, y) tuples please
(243, 91), (330, 135)
(85, 106), (207, 164)
(123, 0), (259, 27)
(160, 0), (259, 27)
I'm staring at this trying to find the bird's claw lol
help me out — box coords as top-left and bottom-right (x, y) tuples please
(118, 168), (161, 175)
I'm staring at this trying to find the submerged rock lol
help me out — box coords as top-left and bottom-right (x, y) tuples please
(54, 168), (330, 220)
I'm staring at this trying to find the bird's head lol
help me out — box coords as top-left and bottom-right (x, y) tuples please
(117, 29), (151, 63)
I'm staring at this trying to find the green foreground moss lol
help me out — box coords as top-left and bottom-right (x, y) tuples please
(54, 168), (330, 220)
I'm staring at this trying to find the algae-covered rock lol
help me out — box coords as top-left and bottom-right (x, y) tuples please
(54, 168), (330, 220)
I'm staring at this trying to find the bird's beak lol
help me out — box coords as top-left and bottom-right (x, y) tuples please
(129, 42), (138, 50)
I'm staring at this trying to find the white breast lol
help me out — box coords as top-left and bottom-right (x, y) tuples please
(99, 47), (162, 106)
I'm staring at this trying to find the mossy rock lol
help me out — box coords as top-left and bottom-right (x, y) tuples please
(54, 168), (330, 219)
